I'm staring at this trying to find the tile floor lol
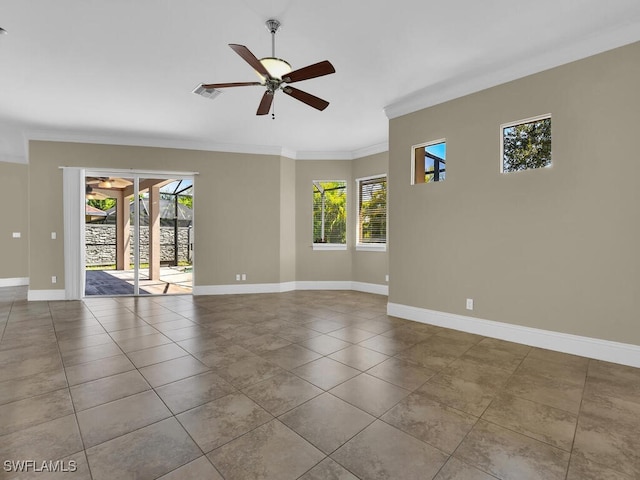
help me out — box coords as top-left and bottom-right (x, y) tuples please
(0, 286), (638, 479)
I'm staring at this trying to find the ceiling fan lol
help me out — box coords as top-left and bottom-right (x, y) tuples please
(198, 19), (335, 116)
(86, 177), (132, 189)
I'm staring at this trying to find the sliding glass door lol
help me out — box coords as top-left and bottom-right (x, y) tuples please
(83, 171), (193, 296)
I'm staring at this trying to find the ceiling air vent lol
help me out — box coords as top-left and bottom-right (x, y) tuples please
(192, 85), (222, 100)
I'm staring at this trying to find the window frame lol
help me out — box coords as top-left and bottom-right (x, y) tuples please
(500, 113), (552, 174)
(355, 174), (387, 252)
(312, 180), (348, 251)
(411, 138), (447, 185)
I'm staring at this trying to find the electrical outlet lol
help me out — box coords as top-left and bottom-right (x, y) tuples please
(51, 232), (57, 240)
(51, 276), (57, 284)
(235, 274), (241, 281)
(241, 273), (247, 281)
(466, 298), (474, 310)
(12, 232), (20, 238)
(385, 274), (389, 282)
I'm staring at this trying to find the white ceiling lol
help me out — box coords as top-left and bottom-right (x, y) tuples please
(0, 0), (639, 162)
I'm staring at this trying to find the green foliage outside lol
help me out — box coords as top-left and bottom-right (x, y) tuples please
(503, 118), (551, 172)
(313, 182), (346, 243)
(86, 198), (116, 211)
(359, 181), (387, 243)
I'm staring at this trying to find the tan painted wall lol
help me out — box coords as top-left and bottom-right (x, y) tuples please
(0, 162), (29, 280)
(295, 160), (353, 281)
(294, 154), (389, 285)
(389, 42), (640, 345)
(352, 152), (389, 285)
(28, 142), (282, 290)
(279, 156), (296, 283)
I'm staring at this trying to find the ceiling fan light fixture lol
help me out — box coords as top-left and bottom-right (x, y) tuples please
(257, 57), (292, 81)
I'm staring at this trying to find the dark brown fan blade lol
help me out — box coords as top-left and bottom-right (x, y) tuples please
(201, 82), (262, 89)
(282, 86), (329, 111)
(282, 61), (335, 83)
(257, 91), (274, 115)
(229, 44), (272, 79)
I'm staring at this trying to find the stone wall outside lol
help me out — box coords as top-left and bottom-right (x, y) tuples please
(85, 224), (192, 266)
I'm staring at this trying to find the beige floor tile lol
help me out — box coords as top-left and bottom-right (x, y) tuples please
(0, 414), (83, 466)
(329, 373), (410, 416)
(333, 420), (448, 480)
(155, 371), (236, 414)
(280, 392), (374, 454)
(298, 458), (358, 480)
(242, 372), (322, 416)
(455, 420), (570, 480)
(0, 389), (74, 436)
(157, 456), (223, 480)
(573, 410), (640, 478)
(292, 357), (360, 390)
(482, 393), (578, 451)
(503, 370), (584, 414)
(357, 333), (416, 355)
(1, 289), (640, 480)
(195, 343), (257, 369)
(86, 417), (201, 480)
(126, 342), (189, 368)
(366, 357), (436, 390)
(76, 390), (172, 447)
(64, 353), (134, 386)
(69, 370), (151, 411)
(237, 333), (292, 354)
(382, 391), (478, 453)
(215, 355), (285, 388)
(297, 335), (349, 356)
(566, 451), (634, 480)
(0, 368), (68, 405)
(61, 342), (123, 367)
(434, 457), (496, 480)
(177, 392), (272, 452)
(139, 355), (210, 387)
(328, 326), (377, 343)
(56, 332), (114, 354)
(115, 332), (172, 353)
(107, 325), (159, 341)
(328, 344), (389, 371)
(208, 419), (324, 480)
(261, 344), (323, 370)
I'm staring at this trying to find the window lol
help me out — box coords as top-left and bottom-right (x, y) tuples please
(501, 114), (551, 173)
(412, 140), (446, 184)
(356, 175), (387, 250)
(313, 181), (346, 249)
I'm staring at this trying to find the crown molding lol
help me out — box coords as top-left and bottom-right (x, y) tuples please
(22, 130), (388, 162)
(0, 154), (27, 164)
(384, 26), (640, 120)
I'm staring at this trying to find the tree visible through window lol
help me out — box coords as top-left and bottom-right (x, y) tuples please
(502, 115), (551, 173)
(313, 181), (346, 244)
(357, 176), (386, 244)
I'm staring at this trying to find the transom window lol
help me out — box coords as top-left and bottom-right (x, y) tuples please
(356, 175), (387, 250)
(313, 181), (346, 248)
(412, 140), (446, 184)
(501, 114), (551, 173)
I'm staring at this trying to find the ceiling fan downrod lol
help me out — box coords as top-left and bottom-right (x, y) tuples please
(265, 19), (281, 57)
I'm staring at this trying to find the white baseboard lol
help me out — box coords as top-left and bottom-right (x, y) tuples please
(0, 277), (29, 287)
(295, 281), (353, 291)
(27, 289), (66, 301)
(387, 302), (640, 368)
(193, 281), (388, 296)
(352, 281), (389, 296)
